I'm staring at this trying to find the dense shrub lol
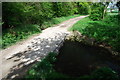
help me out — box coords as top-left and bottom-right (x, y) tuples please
(77, 2), (91, 15)
(2, 3), (25, 28)
(90, 10), (103, 20)
(91, 67), (119, 80)
(2, 2), (54, 29)
(2, 24), (41, 48)
(52, 2), (76, 17)
(89, 3), (106, 21)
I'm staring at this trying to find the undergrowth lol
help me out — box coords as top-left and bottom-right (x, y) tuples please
(2, 24), (41, 49)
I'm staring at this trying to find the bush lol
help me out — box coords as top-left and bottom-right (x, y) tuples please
(52, 2), (76, 17)
(26, 52), (58, 79)
(2, 2), (54, 29)
(2, 24), (41, 48)
(89, 3), (106, 21)
(77, 2), (91, 15)
(91, 67), (119, 80)
(90, 10), (103, 20)
(2, 2), (25, 28)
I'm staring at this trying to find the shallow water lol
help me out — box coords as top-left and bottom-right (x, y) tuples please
(54, 40), (120, 77)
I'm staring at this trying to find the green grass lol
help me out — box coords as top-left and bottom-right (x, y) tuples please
(70, 14), (120, 52)
(2, 15), (80, 49)
(70, 17), (92, 33)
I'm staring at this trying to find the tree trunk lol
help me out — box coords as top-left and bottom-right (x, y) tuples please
(119, 8), (120, 15)
(103, 6), (107, 19)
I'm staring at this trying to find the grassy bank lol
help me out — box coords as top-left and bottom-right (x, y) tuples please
(2, 15), (80, 49)
(70, 14), (120, 52)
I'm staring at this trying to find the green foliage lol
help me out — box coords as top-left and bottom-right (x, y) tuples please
(71, 14), (120, 52)
(116, 1), (120, 12)
(79, 67), (119, 80)
(2, 3), (25, 26)
(89, 3), (106, 20)
(2, 24), (41, 49)
(90, 10), (103, 20)
(26, 52), (55, 79)
(91, 67), (119, 80)
(26, 2), (54, 25)
(77, 2), (91, 15)
(70, 17), (91, 32)
(25, 52), (68, 79)
(52, 2), (76, 17)
(2, 2), (78, 29)
(2, 2), (54, 28)
(83, 15), (120, 52)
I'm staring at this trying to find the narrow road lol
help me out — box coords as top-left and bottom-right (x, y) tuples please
(0, 15), (88, 80)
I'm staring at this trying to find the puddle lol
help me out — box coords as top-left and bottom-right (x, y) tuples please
(54, 40), (120, 77)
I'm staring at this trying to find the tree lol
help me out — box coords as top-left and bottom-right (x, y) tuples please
(116, 1), (120, 14)
(52, 2), (76, 17)
(77, 2), (91, 15)
(102, 2), (109, 19)
(90, 2), (107, 20)
(2, 2), (54, 29)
